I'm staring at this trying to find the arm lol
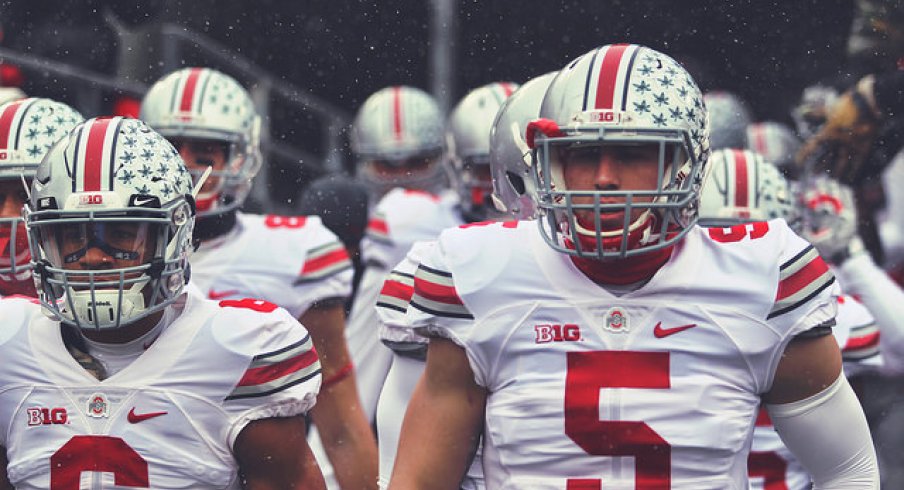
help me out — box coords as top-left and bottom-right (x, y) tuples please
(764, 333), (879, 489)
(389, 338), (486, 490)
(836, 253), (904, 374)
(301, 300), (379, 490)
(234, 415), (326, 490)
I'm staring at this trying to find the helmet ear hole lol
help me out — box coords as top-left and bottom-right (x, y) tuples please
(506, 171), (526, 195)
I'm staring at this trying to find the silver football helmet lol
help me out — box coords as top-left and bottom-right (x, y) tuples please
(25, 117), (195, 330)
(704, 91), (752, 150)
(699, 148), (797, 227)
(446, 81), (519, 221)
(351, 86), (445, 198)
(746, 121), (802, 175)
(0, 98), (84, 288)
(140, 68), (261, 217)
(490, 72), (556, 220)
(530, 44), (711, 259)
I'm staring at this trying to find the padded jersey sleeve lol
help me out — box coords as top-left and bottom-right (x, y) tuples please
(766, 222), (838, 336)
(404, 239), (493, 387)
(219, 303), (322, 449)
(286, 218), (354, 316)
(375, 241), (436, 356)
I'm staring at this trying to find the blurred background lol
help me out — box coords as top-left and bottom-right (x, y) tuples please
(0, 0), (861, 212)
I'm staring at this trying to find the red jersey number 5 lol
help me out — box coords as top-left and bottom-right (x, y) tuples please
(565, 351), (671, 489)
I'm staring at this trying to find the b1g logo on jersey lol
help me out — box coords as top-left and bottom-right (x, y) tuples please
(26, 407), (69, 426)
(534, 324), (582, 343)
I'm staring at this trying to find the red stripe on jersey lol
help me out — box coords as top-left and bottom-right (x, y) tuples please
(367, 217), (388, 235)
(844, 331), (880, 351)
(392, 86), (403, 141)
(380, 279), (414, 302)
(775, 256), (830, 301)
(0, 100), (24, 149)
(237, 349), (319, 387)
(567, 480), (601, 490)
(500, 82), (515, 97)
(414, 275), (465, 306)
(301, 248), (350, 275)
(179, 68), (203, 113)
(733, 149), (749, 208)
(594, 44), (629, 110)
(755, 406), (773, 427)
(83, 118), (113, 192)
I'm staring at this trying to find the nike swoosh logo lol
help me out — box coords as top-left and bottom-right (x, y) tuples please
(208, 289), (239, 300)
(127, 407), (167, 424)
(653, 321), (697, 338)
(133, 197), (156, 206)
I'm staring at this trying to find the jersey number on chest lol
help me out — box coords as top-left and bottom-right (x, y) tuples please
(565, 351), (670, 489)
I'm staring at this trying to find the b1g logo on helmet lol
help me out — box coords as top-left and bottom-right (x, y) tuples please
(586, 110), (623, 124)
(26, 407), (69, 426)
(603, 307), (630, 333)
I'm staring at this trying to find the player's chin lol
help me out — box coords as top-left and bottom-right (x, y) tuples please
(574, 211), (628, 232)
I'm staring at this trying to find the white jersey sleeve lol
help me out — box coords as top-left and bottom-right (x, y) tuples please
(213, 299), (323, 447)
(375, 241), (437, 356)
(191, 213), (353, 318)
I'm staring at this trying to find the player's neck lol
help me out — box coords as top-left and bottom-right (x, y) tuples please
(79, 310), (166, 344)
(569, 244), (674, 287)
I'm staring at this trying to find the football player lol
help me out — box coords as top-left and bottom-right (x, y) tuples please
(350, 85), (447, 203)
(699, 148), (888, 489)
(368, 80), (524, 489)
(704, 90), (753, 150)
(745, 121), (802, 177)
(0, 117), (325, 488)
(0, 97), (83, 299)
(387, 44), (878, 488)
(140, 68), (376, 490)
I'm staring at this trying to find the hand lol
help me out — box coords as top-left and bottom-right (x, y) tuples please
(796, 76), (882, 184)
(798, 176), (865, 264)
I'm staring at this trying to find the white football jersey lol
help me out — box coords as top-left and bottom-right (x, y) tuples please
(747, 293), (880, 490)
(0, 290), (320, 489)
(397, 219), (836, 489)
(190, 212), (353, 318)
(346, 188), (463, 420)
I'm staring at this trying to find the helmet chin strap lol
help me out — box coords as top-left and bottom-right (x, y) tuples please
(68, 285), (146, 330)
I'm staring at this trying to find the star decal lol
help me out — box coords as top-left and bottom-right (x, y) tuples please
(26, 145), (41, 157)
(118, 169), (135, 184)
(653, 92), (669, 106)
(652, 113), (667, 126)
(633, 81), (651, 94)
(633, 100), (651, 113)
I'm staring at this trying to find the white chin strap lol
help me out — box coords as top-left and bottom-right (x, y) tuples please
(67, 287), (147, 330)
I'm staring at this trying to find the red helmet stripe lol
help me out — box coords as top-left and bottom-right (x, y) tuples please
(594, 44), (630, 110)
(179, 68), (204, 113)
(753, 124), (768, 155)
(500, 82), (515, 98)
(392, 86), (403, 141)
(0, 100), (25, 150)
(83, 118), (114, 192)
(732, 149), (749, 208)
